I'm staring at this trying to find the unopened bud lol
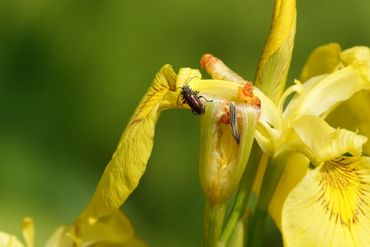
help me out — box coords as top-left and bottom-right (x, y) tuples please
(199, 100), (260, 204)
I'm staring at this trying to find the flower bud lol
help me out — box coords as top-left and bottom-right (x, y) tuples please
(199, 100), (260, 204)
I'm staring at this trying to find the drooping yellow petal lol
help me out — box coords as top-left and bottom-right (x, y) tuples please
(0, 232), (24, 247)
(284, 66), (370, 122)
(268, 152), (309, 229)
(79, 64), (177, 221)
(282, 156), (370, 247)
(292, 115), (367, 164)
(300, 43), (342, 82)
(255, 0), (296, 103)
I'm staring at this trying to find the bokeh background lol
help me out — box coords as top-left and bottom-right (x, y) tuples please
(0, 0), (369, 246)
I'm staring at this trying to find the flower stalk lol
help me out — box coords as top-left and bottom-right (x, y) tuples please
(248, 152), (290, 247)
(203, 201), (226, 247)
(219, 142), (263, 245)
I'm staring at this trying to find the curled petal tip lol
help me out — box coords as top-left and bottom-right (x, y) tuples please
(200, 53), (217, 69)
(200, 54), (245, 83)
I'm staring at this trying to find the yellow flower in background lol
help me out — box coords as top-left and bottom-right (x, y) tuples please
(0, 212), (146, 247)
(47, 210), (146, 247)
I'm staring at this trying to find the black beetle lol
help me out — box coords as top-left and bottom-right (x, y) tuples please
(180, 85), (211, 115)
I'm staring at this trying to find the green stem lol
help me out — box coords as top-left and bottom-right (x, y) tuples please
(219, 142), (263, 245)
(203, 199), (226, 247)
(248, 154), (288, 247)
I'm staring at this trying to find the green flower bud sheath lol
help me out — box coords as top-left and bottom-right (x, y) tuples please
(199, 100), (260, 247)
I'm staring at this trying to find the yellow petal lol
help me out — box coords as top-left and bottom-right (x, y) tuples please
(255, 0), (296, 103)
(324, 46), (370, 153)
(300, 43), (342, 82)
(282, 156), (370, 247)
(268, 152), (309, 229)
(340, 46), (370, 82)
(0, 232), (24, 247)
(254, 88), (284, 154)
(0, 218), (35, 247)
(21, 218), (34, 247)
(285, 66), (370, 122)
(79, 64), (177, 221)
(327, 90), (370, 155)
(292, 115), (367, 164)
(45, 226), (75, 247)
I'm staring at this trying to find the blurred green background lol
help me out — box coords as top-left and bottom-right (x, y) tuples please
(0, 0), (369, 246)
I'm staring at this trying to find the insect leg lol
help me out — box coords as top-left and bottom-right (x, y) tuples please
(191, 108), (200, 115)
(229, 102), (240, 144)
(198, 95), (213, 102)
